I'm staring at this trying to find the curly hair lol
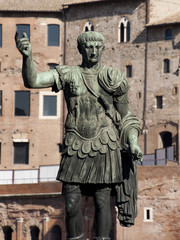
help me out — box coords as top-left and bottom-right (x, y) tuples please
(77, 31), (105, 48)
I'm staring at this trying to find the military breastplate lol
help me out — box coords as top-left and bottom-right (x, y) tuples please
(65, 68), (112, 139)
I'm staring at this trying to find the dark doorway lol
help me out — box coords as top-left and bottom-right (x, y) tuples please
(30, 226), (40, 240)
(3, 226), (13, 240)
(51, 225), (62, 240)
(160, 131), (172, 148)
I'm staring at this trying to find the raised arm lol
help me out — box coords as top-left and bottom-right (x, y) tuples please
(15, 32), (55, 89)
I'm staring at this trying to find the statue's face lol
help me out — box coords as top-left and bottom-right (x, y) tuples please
(81, 41), (104, 65)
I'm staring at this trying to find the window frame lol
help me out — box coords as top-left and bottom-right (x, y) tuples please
(83, 20), (94, 32)
(0, 90), (2, 116)
(13, 140), (29, 165)
(0, 142), (1, 164)
(0, 24), (2, 47)
(118, 17), (130, 43)
(144, 207), (153, 222)
(126, 65), (132, 78)
(165, 29), (172, 40)
(16, 24), (30, 40)
(156, 95), (163, 109)
(14, 91), (30, 117)
(48, 24), (60, 46)
(163, 58), (170, 73)
(39, 91), (61, 119)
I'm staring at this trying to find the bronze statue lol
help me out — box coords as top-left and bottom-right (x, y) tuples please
(15, 31), (142, 240)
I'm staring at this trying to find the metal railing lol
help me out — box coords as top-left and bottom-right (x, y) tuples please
(0, 165), (59, 185)
(138, 146), (176, 166)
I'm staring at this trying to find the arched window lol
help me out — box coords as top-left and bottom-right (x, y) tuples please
(159, 131), (172, 148)
(51, 225), (62, 240)
(30, 226), (40, 240)
(118, 17), (130, 43)
(164, 59), (170, 73)
(84, 21), (94, 32)
(165, 29), (172, 40)
(3, 226), (13, 240)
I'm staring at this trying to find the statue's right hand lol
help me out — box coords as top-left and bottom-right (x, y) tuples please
(15, 32), (32, 57)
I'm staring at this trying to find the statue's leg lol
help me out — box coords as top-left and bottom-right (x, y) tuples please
(64, 184), (83, 239)
(93, 187), (112, 238)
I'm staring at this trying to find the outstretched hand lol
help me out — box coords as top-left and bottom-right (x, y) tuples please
(15, 32), (32, 57)
(129, 143), (143, 162)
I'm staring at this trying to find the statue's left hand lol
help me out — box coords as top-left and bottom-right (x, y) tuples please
(129, 143), (143, 162)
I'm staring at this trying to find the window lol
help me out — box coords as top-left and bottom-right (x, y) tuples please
(39, 91), (60, 119)
(144, 207), (153, 222)
(0, 24), (2, 47)
(43, 95), (57, 116)
(84, 21), (94, 32)
(164, 59), (170, 73)
(48, 63), (58, 70)
(126, 65), (132, 77)
(165, 29), (172, 40)
(14, 142), (29, 164)
(51, 225), (62, 240)
(0, 142), (1, 164)
(15, 91), (30, 116)
(172, 86), (178, 95)
(138, 92), (142, 99)
(48, 24), (60, 46)
(0, 90), (2, 116)
(119, 17), (130, 43)
(30, 226), (40, 240)
(16, 24), (30, 40)
(3, 226), (13, 240)
(156, 96), (163, 109)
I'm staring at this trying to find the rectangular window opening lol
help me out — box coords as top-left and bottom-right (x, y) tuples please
(0, 90), (2, 116)
(165, 29), (172, 40)
(156, 96), (163, 109)
(14, 91), (30, 116)
(0, 142), (1, 164)
(144, 207), (153, 222)
(126, 65), (132, 78)
(0, 24), (2, 47)
(164, 59), (170, 73)
(43, 95), (57, 116)
(146, 209), (150, 220)
(48, 24), (60, 46)
(16, 24), (30, 40)
(14, 142), (29, 164)
(173, 86), (178, 95)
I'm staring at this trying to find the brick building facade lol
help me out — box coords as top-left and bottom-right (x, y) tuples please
(0, 0), (180, 239)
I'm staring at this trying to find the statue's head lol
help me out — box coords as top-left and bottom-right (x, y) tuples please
(77, 31), (105, 66)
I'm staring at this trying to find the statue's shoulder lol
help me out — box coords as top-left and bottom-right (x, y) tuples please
(98, 65), (129, 95)
(55, 65), (81, 83)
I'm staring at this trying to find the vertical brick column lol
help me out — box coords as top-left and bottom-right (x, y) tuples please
(42, 217), (49, 240)
(16, 218), (23, 240)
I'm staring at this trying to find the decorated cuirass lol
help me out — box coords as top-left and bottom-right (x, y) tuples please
(54, 65), (129, 158)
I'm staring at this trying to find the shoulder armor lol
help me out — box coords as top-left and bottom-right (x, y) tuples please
(98, 66), (128, 94)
